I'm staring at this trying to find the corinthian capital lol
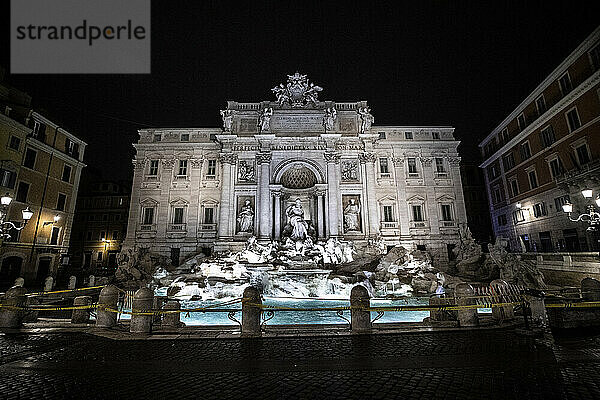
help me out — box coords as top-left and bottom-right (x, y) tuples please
(323, 151), (340, 164)
(161, 158), (176, 169)
(448, 156), (461, 166)
(132, 159), (145, 170)
(220, 152), (238, 165)
(255, 152), (272, 165)
(359, 152), (376, 164)
(420, 157), (432, 167)
(190, 157), (204, 168)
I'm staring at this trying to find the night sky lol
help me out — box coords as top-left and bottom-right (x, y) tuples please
(1, 1), (598, 182)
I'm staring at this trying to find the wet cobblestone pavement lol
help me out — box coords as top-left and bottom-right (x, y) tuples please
(1, 329), (599, 399)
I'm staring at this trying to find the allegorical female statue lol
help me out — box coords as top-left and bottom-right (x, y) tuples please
(285, 198), (309, 241)
(237, 199), (254, 233)
(343, 198), (361, 232)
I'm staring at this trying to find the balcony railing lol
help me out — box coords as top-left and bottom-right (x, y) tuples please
(441, 221), (456, 227)
(409, 221), (429, 228)
(380, 221), (397, 229)
(168, 223), (187, 232)
(200, 223), (217, 231)
(139, 224), (156, 231)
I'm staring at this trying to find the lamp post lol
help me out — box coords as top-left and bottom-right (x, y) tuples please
(512, 202), (524, 252)
(562, 189), (600, 250)
(0, 193), (34, 241)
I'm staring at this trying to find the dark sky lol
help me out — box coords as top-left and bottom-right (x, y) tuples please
(1, 1), (598, 181)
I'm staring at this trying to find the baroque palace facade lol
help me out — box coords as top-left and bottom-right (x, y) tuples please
(123, 74), (467, 266)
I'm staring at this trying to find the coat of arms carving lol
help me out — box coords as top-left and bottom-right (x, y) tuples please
(271, 72), (323, 108)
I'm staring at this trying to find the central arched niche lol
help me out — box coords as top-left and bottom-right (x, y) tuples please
(280, 164), (317, 189)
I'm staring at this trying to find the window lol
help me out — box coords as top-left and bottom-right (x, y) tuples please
(379, 158), (389, 174)
(9, 136), (21, 150)
(102, 214), (108, 221)
(153, 134), (161, 142)
(143, 207), (154, 225)
(50, 226), (60, 245)
(16, 182), (29, 202)
(181, 133), (190, 142)
(558, 72), (573, 95)
(56, 193), (66, 211)
(497, 214), (508, 226)
(493, 186), (504, 204)
(24, 148), (36, 169)
(378, 131), (386, 139)
(100, 231), (106, 240)
(207, 160), (216, 177)
(487, 164), (500, 180)
(500, 128), (509, 144)
(405, 131), (413, 140)
(575, 144), (590, 165)
(383, 205), (394, 222)
(540, 125), (556, 147)
(528, 170), (538, 189)
(407, 158), (417, 174)
(549, 158), (564, 179)
(0, 169), (16, 189)
(62, 164), (72, 182)
(441, 204), (452, 221)
(97, 252), (103, 261)
(148, 160), (159, 176)
(513, 209), (525, 223)
(519, 142), (531, 161)
(590, 44), (600, 71)
(554, 195), (571, 212)
(535, 95), (547, 115)
(411, 205), (424, 221)
(566, 108), (581, 132)
(65, 138), (78, 157)
(509, 179), (519, 197)
(112, 231), (119, 240)
(203, 207), (215, 224)
(173, 207), (184, 224)
(517, 113), (526, 131)
(503, 153), (515, 170)
(86, 231), (92, 241)
(435, 158), (446, 173)
(432, 131), (440, 140)
(533, 202), (547, 218)
(178, 160), (188, 176)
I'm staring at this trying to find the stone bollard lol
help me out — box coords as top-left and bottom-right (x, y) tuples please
(490, 279), (515, 322)
(153, 296), (168, 325)
(96, 285), (119, 328)
(130, 287), (154, 334)
(524, 289), (548, 328)
(0, 286), (28, 328)
(23, 296), (39, 323)
(581, 278), (600, 301)
(351, 285), (371, 333)
(43, 276), (53, 292)
(68, 276), (77, 290)
(14, 277), (24, 287)
(162, 300), (183, 328)
(429, 295), (456, 322)
(241, 286), (262, 337)
(88, 275), (95, 287)
(71, 296), (92, 324)
(455, 283), (479, 327)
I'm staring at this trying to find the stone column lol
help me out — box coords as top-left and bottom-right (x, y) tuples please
(158, 157), (176, 240)
(325, 152), (340, 237)
(420, 157), (440, 234)
(123, 159), (145, 247)
(130, 287), (154, 334)
(241, 286), (262, 337)
(96, 285), (119, 328)
(217, 153), (237, 239)
(448, 157), (467, 229)
(392, 156), (410, 238)
(71, 296), (92, 324)
(189, 157), (204, 239)
(351, 285), (371, 333)
(317, 191), (325, 239)
(256, 153), (272, 241)
(455, 283), (479, 327)
(273, 191), (282, 240)
(360, 152), (380, 236)
(0, 286), (27, 328)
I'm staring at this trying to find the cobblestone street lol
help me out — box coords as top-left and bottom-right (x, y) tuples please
(1, 328), (599, 399)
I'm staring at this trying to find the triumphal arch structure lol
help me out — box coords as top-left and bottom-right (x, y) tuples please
(124, 73), (467, 265)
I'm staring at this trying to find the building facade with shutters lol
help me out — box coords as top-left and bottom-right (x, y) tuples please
(0, 71), (87, 288)
(123, 74), (468, 266)
(479, 27), (600, 252)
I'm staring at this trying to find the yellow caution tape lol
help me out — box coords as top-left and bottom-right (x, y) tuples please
(27, 285), (107, 297)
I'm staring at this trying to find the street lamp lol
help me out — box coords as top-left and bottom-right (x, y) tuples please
(0, 193), (34, 240)
(562, 189), (600, 231)
(43, 214), (61, 226)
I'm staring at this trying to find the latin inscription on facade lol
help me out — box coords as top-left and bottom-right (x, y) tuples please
(270, 115), (323, 132)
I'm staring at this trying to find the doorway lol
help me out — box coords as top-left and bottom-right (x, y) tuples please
(1, 256), (23, 288)
(36, 257), (52, 285)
